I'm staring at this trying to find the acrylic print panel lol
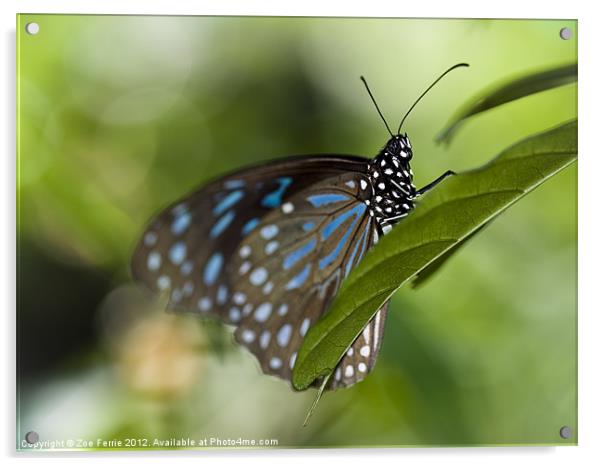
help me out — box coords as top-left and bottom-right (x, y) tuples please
(16, 15), (577, 450)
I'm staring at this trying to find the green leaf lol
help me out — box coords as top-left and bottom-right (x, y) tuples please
(436, 64), (577, 145)
(292, 119), (577, 391)
(410, 221), (490, 288)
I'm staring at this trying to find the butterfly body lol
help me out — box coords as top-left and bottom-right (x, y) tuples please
(367, 134), (417, 232)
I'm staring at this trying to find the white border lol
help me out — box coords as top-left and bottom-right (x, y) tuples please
(0, 0), (585, 18)
(3, 1), (599, 465)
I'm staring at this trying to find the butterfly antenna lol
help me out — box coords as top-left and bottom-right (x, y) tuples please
(361, 76), (394, 137)
(397, 63), (469, 134)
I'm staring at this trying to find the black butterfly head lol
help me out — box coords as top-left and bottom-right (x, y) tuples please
(385, 133), (413, 161)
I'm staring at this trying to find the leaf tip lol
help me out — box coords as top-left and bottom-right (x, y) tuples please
(302, 377), (329, 427)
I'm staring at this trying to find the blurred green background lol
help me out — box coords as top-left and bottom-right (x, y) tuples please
(17, 15), (576, 448)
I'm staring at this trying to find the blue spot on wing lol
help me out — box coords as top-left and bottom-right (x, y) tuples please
(261, 177), (292, 208)
(322, 204), (366, 240)
(285, 264), (312, 290)
(242, 218), (260, 236)
(217, 285), (228, 305)
(204, 253), (223, 286)
(357, 220), (372, 260)
(283, 238), (317, 270)
(303, 222), (315, 232)
(307, 193), (350, 207)
(224, 179), (245, 189)
(169, 242), (187, 265)
(345, 222), (370, 278)
(319, 229), (353, 270)
(213, 190), (244, 216)
(319, 203), (366, 270)
(171, 208), (191, 235)
(210, 210), (235, 238)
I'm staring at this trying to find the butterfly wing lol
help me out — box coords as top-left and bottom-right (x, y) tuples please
(329, 301), (389, 388)
(132, 155), (388, 390)
(131, 155), (368, 306)
(228, 172), (379, 386)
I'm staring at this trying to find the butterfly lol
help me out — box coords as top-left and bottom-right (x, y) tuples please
(131, 63), (468, 390)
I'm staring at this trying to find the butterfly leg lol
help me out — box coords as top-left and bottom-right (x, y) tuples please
(414, 170), (456, 197)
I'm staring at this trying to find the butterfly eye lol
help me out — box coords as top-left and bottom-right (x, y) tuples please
(386, 138), (401, 154)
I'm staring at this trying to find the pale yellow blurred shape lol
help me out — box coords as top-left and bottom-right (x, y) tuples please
(117, 313), (205, 398)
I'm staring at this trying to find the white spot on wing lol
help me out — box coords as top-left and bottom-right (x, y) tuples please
(265, 241), (279, 255)
(144, 231), (158, 247)
(198, 297), (211, 312)
(277, 324), (292, 347)
(300, 318), (310, 337)
(242, 303), (254, 316)
(239, 261), (251, 275)
(239, 245), (251, 258)
(241, 329), (255, 343)
(262, 281), (274, 295)
(254, 302), (272, 322)
(259, 330), (271, 349)
(260, 224), (279, 240)
(168, 242), (187, 265)
(269, 357), (282, 370)
(157, 275), (170, 290)
(233, 292), (246, 305)
(229, 307), (241, 322)
(250, 267), (268, 286)
(147, 251), (161, 271)
(373, 310), (382, 349)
